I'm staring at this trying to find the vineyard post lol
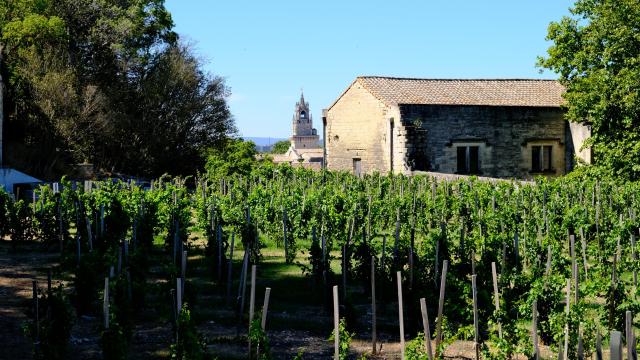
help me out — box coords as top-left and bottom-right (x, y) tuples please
(491, 262), (502, 338)
(472, 274), (479, 360)
(181, 250), (187, 298)
(248, 265), (256, 359)
(371, 256), (377, 354)
(75, 233), (81, 266)
(397, 271), (405, 360)
(58, 201), (63, 255)
(217, 223), (222, 282)
(579, 228), (588, 280)
(103, 277), (109, 329)
(85, 215), (93, 252)
(596, 330), (603, 360)
(283, 208), (288, 262)
(226, 232), (235, 305)
(47, 269), (51, 295)
(237, 251), (249, 335)
(435, 260), (448, 355)
(514, 231), (519, 266)
(570, 235), (578, 303)
(32, 280), (39, 349)
(532, 300), (539, 360)
(261, 287), (271, 329)
(577, 325), (584, 360)
(176, 277), (182, 314)
(333, 285), (339, 360)
(420, 298), (433, 360)
(544, 245), (552, 290)
(117, 243), (122, 275)
(563, 279), (570, 360)
(626, 311), (633, 360)
(100, 204), (104, 237)
(394, 209), (400, 269)
(611, 331), (622, 360)
(632, 235), (637, 288)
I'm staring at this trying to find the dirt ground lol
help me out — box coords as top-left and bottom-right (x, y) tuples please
(1, 238), (567, 360)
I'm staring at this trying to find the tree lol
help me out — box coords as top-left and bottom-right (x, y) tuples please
(205, 139), (260, 179)
(538, 0), (640, 179)
(0, 0), (235, 179)
(270, 140), (290, 154)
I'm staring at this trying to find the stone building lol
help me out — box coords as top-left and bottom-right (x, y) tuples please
(272, 92), (323, 169)
(323, 76), (591, 178)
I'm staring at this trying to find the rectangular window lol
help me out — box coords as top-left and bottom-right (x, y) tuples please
(353, 158), (362, 177)
(532, 145), (553, 172)
(456, 146), (479, 174)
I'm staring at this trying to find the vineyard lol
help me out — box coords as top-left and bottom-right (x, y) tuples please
(2, 166), (640, 360)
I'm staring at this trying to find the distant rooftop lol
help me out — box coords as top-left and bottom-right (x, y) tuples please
(333, 76), (565, 109)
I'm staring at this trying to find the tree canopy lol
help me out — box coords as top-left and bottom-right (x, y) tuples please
(0, 0), (235, 179)
(270, 140), (290, 154)
(539, 0), (640, 179)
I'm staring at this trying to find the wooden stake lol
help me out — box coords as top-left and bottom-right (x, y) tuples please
(596, 330), (603, 360)
(532, 300), (539, 360)
(420, 298), (433, 360)
(227, 232), (235, 305)
(32, 280), (39, 346)
(632, 235), (637, 288)
(611, 331), (622, 360)
(397, 271), (405, 360)
(435, 260), (448, 355)
(181, 250), (187, 298)
(248, 265), (256, 359)
(563, 279), (570, 360)
(491, 262), (502, 338)
(333, 285), (339, 360)
(103, 277), (109, 329)
(472, 274), (479, 360)
(580, 228), (588, 279)
(626, 311), (633, 360)
(176, 277), (182, 314)
(261, 287), (271, 330)
(570, 235), (579, 304)
(371, 256), (377, 355)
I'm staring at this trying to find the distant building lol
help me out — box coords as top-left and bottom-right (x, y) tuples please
(272, 92), (324, 169)
(323, 76), (591, 178)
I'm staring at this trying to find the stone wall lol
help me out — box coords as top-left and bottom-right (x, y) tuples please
(399, 104), (567, 179)
(326, 82), (398, 173)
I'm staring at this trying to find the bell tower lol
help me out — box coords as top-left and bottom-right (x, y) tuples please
(290, 91), (319, 149)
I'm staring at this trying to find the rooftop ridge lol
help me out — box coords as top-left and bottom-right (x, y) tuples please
(357, 76), (559, 82)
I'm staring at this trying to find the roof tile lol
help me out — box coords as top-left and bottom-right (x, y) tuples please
(356, 77), (564, 107)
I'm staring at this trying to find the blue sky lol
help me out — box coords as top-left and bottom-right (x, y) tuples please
(165, 0), (574, 139)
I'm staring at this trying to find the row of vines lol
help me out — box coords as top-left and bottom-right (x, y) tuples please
(2, 164), (639, 359)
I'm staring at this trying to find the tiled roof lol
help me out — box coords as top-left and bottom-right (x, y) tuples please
(353, 77), (564, 108)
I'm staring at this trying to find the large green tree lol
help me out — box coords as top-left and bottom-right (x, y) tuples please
(539, 0), (640, 179)
(0, 0), (235, 178)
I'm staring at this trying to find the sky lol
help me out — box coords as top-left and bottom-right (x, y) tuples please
(165, 0), (575, 139)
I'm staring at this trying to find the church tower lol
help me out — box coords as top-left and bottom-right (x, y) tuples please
(290, 92), (319, 149)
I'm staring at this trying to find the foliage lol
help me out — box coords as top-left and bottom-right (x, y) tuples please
(205, 139), (261, 179)
(171, 303), (206, 360)
(26, 284), (74, 360)
(328, 318), (352, 360)
(270, 140), (291, 154)
(0, 0), (234, 178)
(249, 316), (271, 360)
(538, 0), (640, 179)
(101, 321), (128, 360)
